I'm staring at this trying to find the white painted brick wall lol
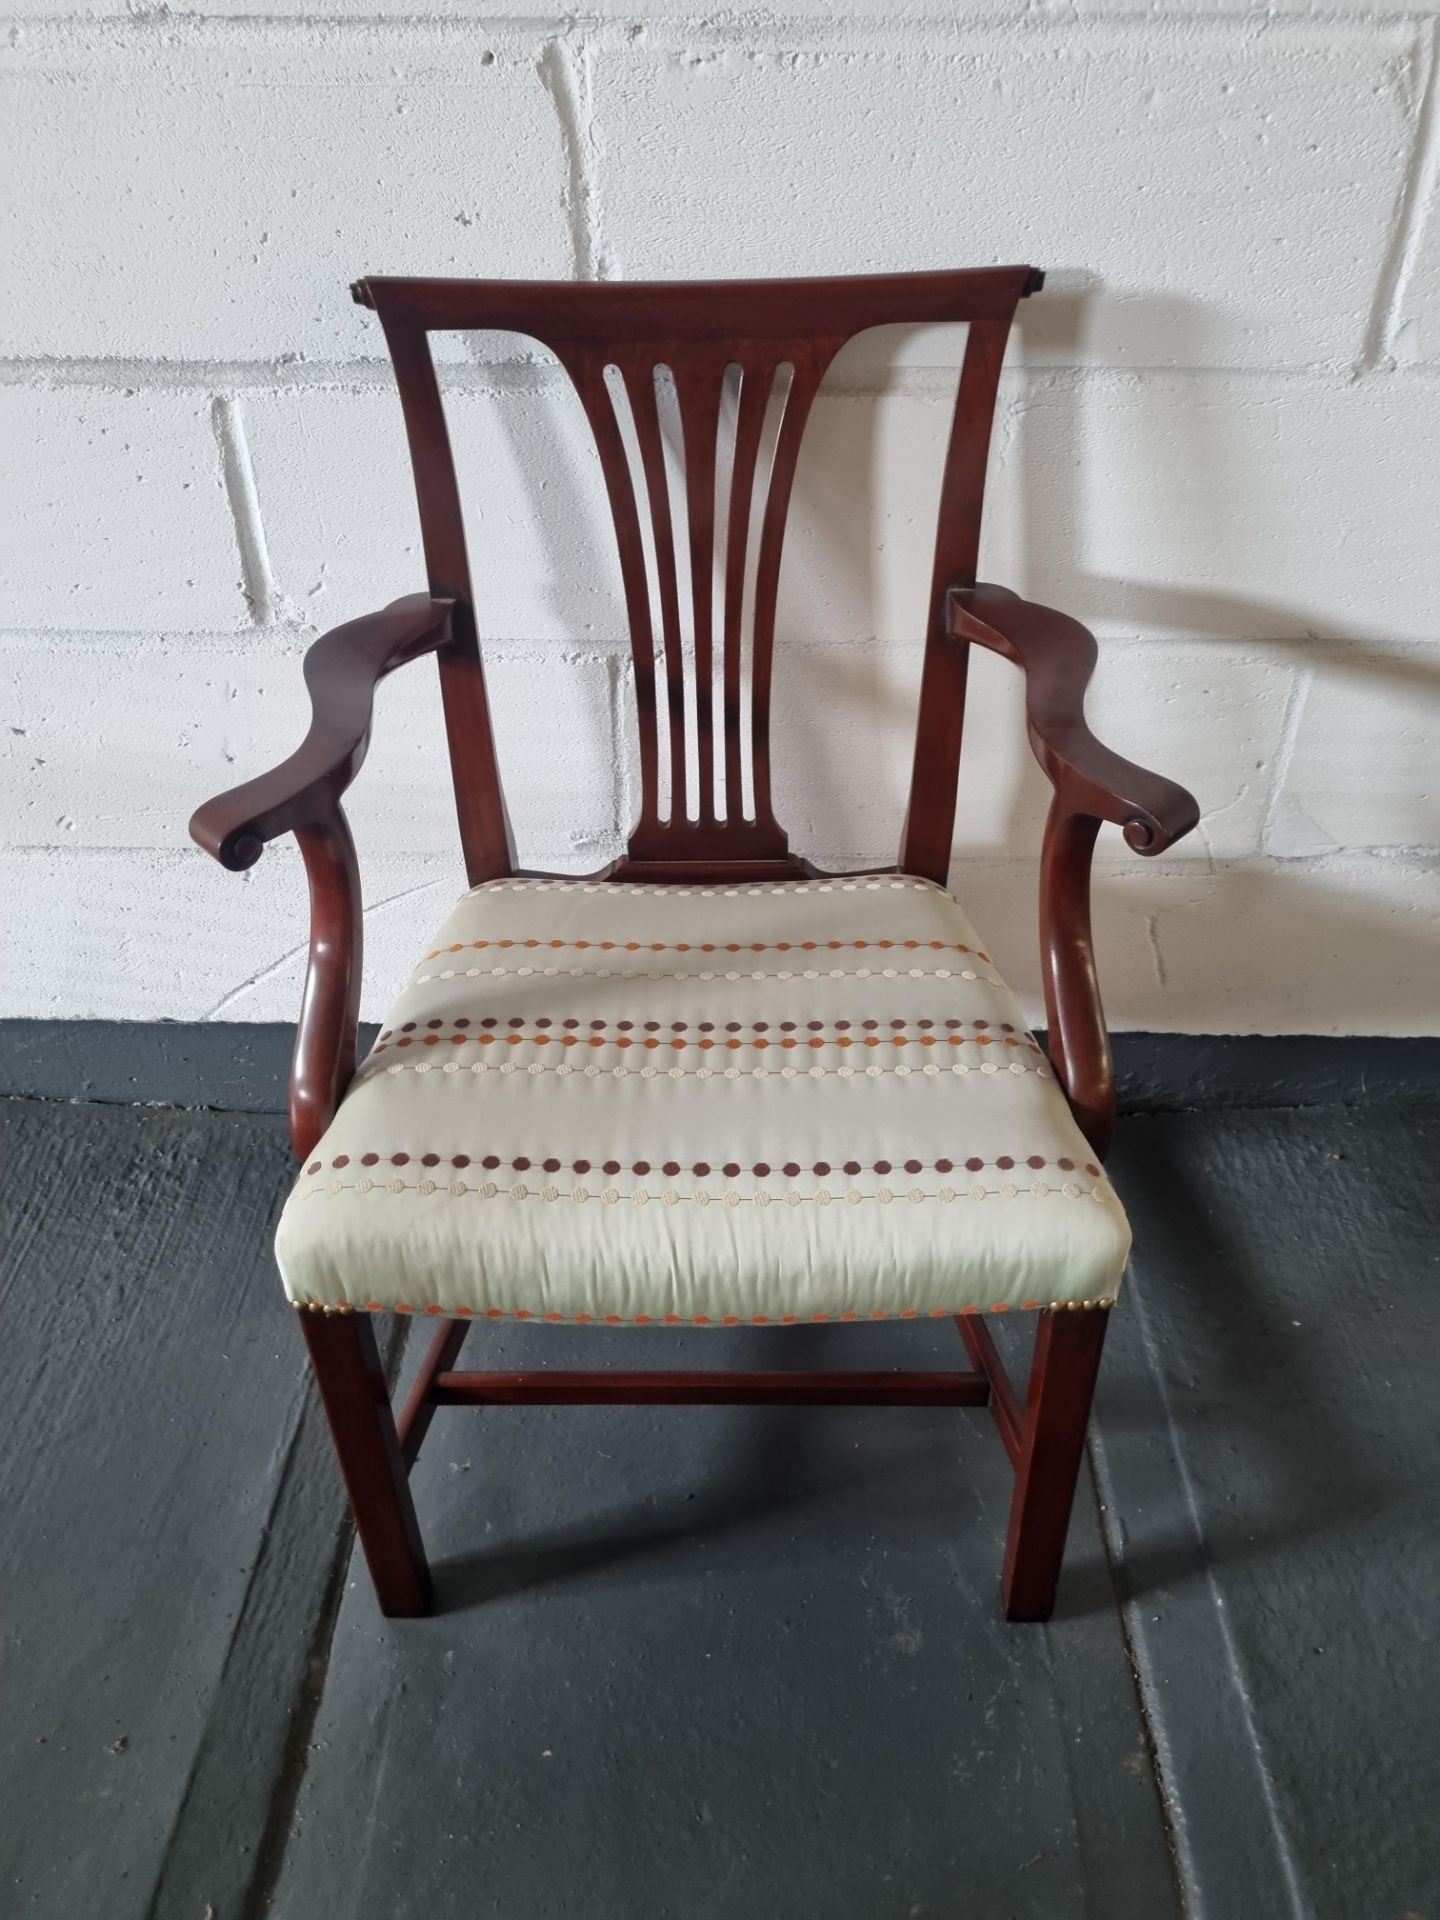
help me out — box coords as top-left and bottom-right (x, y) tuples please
(2, 3), (1437, 1035)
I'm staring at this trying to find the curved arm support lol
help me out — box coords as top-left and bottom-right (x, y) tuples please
(1040, 803), (1113, 1157)
(188, 594), (454, 871)
(189, 593), (452, 1158)
(946, 584), (1200, 854)
(944, 584), (1201, 1157)
(291, 817), (364, 1161)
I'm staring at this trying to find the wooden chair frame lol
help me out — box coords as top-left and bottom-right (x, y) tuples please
(191, 268), (1199, 1622)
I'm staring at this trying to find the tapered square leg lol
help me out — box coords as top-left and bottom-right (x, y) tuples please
(1002, 1308), (1109, 1622)
(298, 1310), (432, 1617)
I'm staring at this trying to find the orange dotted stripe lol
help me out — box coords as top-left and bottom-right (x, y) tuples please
(293, 1297), (1118, 1323)
(423, 936), (991, 962)
(372, 1016), (1039, 1058)
(304, 1149), (1102, 1180)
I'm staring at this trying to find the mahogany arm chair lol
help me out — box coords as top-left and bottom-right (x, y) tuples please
(191, 268), (1199, 1623)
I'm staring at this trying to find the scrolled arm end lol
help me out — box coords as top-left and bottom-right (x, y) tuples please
(191, 807), (267, 872)
(1116, 778), (1200, 858)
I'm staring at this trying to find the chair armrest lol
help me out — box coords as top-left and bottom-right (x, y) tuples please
(188, 592), (451, 1160)
(188, 594), (454, 869)
(945, 584), (1200, 853)
(943, 584), (1200, 1157)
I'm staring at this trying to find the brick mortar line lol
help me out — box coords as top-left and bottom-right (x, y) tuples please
(5, 359), (1439, 395)
(1089, 1278), (1311, 1917)
(5, 841), (1436, 870)
(538, 29), (612, 283)
(4, 8), (1439, 36)
(1363, 17), (1440, 368)
(1258, 664), (1314, 857)
(4, 625), (1436, 660)
(210, 394), (278, 626)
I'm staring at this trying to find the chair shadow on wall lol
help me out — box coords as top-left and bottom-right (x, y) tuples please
(467, 297), (1431, 1610)
(1006, 280), (1433, 1594)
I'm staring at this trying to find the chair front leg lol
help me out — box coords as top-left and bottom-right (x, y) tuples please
(1002, 1307), (1109, 1622)
(299, 1310), (432, 1617)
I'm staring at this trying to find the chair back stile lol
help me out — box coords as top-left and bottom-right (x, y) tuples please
(355, 268), (1041, 887)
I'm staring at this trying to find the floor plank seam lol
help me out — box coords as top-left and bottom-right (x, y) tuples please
(237, 1321), (414, 1918)
(235, 1515), (356, 1920)
(1093, 1276), (1312, 1920)
(136, 1387), (329, 1920)
(1091, 1444), (1193, 1919)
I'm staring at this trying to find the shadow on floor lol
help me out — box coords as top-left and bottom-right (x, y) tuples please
(3, 1095), (1437, 1919)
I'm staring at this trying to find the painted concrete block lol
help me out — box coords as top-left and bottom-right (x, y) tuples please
(778, 390), (955, 643)
(961, 638), (1295, 870)
(0, 845), (449, 1020)
(1079, 642), (1292, 863)
(0, 29), (572, 363)
(1156, 854), (1440, 1033)
(797, 635), (1285, 867)
(953, 852), (1440, 1036)
(4, 840), (1431, 1033)
(1116, 854), (1439, 1034)
(1268, 650), (1440, 854)
(983, 373), (1440, 646)
(0, 389), (244, 630)
(638, 631), (1285, 872)
(592, 25), (1416, 369)
(0, 845), (480, 1021)
(0, 633), (621, 861)
(768, 642), (928, 862)
(243, 384), (626, 642)
(944, 857), (1185, 1031)
(251, 383), (953, 649)
(23, 0), (1426, 15)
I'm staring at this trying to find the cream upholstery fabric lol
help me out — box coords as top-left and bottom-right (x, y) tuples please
(275, 876), (1129, 1323)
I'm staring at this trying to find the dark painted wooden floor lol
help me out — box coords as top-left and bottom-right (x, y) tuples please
(3, 1094), (1436, 1919)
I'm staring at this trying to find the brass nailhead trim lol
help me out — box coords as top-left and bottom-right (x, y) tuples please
(291, 1297), (1119, 1321)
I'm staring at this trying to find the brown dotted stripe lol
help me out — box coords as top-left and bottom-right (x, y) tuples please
(304, 1149), (1101, 1179)
(372, 1016), (1038, 1057)
(423, 936), (990, 961)
(295, 1298), (1118, 1323)
(469, 877), (940, 898)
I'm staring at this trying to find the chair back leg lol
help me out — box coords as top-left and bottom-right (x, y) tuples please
(1001, 1308), (1109, 1622)
(299, 1312), (432, 1617)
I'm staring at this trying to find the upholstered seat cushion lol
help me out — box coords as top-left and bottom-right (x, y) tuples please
(275, 876), (1129, 1324)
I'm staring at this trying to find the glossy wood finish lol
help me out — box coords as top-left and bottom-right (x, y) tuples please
(396, 1318), (471, 1471)
(955, 1315), (1025, 1466)
(288, 822), (364, 1164)
(428, 1369), (992, 1408)
(1001, 1308), (1110, 1623)
(899, 318), (1013, 884)
(298, 1311), (430, 1618)
(189, 593), (456, 1160)
(954, 1303), (1109, 1617)
(191, 268), (1202, 1624)
(355, 267), (1041, 881)
(189, 593), (455, 872)
(942, 582), (1200, 1155)
(1040, 805), (1116, 1156)
(945, 584), (1200, 856)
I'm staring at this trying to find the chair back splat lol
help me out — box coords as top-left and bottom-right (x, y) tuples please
(353, 269), (1043, 887)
